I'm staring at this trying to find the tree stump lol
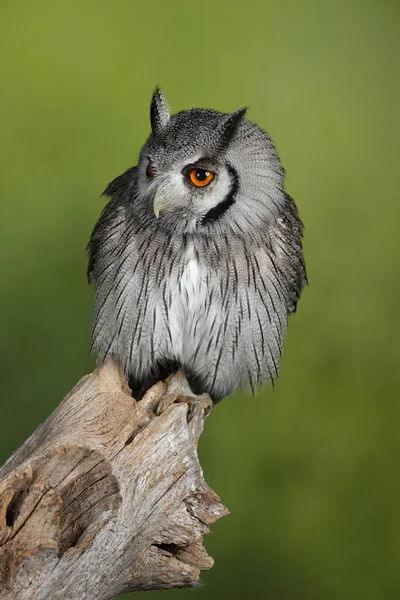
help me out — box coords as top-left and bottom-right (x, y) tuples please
(0, 358), (228, 599)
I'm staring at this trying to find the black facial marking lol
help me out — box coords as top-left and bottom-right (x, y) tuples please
(201, 164), (239, 225)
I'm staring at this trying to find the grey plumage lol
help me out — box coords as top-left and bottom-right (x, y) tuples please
(87, 89), (307, 402)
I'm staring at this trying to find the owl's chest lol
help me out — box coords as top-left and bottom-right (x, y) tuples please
(167, 246), (209, 354)
(178, 255), (207, 310)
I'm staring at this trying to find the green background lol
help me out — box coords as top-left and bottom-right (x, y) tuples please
(1, 1), (399, 598)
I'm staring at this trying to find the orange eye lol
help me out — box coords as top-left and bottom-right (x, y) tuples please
(146, 160), (155, 178)
(188, 168), (214, 188)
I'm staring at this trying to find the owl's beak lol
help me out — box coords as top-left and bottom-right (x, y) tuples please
(153, 189), (170, 218)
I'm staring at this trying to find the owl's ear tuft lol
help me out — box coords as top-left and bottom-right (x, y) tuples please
(150, 87), (170, 135)
(217, 107), (247, 149)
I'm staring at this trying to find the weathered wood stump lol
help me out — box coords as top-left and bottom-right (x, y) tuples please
(0, 358), (227, 600)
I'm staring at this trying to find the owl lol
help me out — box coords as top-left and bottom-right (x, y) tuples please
(87, 89), (307, 408)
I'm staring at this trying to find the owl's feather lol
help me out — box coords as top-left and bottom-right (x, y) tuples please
(87, 92), (307, 402)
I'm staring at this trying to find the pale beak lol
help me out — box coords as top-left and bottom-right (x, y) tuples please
(153, 189), (170, 218)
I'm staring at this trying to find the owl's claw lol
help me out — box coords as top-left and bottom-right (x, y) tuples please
(186, 395), (214, 422)
(156, 393), (213, 422)
(155, 369), (213, 421)
(155, 394), (173, 417)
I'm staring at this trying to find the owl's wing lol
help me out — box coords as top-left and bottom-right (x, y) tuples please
(87, 166), (170, 372)
(270, 193), (308, 315)
(87, 167), (136, 282)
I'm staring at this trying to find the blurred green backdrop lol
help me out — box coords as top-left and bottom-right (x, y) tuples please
(1, 0), (399, 598)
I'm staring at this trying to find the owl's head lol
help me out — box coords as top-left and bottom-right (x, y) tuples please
(135, 88), (285, 232)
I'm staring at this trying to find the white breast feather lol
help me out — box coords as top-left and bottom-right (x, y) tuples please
(169, 244), (208, 361)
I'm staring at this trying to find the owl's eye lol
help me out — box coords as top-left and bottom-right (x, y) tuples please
(188, 168), (214, 188)
(146, 160), (155, 178)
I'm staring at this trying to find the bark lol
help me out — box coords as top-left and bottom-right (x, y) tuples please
(0, 358), (228, 600)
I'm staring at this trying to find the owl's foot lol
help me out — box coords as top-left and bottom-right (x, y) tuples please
(156, 392), (213, 422)
(186, 394), (214, 422)
(155, 369), (213, 422)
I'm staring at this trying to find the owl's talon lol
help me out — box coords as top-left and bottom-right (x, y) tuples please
(185, 394), (214, 422)
(187, 400), (202, 423)
(186, 396), (213, 422)
(203, 399), (213, 419)
(155, 394), (175, 416)
(155, 391), (213, 422)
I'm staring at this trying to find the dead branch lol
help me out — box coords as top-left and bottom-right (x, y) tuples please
(0, 358), (227, 600)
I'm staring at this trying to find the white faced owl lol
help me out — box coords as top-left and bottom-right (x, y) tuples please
(87, 89), (307, 404)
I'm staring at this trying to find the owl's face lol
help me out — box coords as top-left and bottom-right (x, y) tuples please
(135, 89), (285, 232)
